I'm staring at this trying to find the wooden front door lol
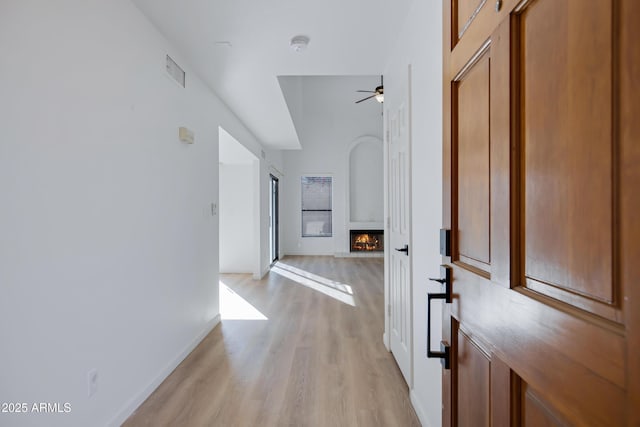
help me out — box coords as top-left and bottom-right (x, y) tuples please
(441, 0), (639, 425)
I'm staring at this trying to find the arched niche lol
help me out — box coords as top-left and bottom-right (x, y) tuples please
(347, 135), (384, 223)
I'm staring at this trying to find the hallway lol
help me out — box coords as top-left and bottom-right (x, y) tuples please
(124, 256), (419, 426)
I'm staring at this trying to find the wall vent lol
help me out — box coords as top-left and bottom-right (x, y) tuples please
(166, 55), (185, 88)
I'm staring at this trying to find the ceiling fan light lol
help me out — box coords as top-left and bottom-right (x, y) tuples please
(375, 93), (384, 103)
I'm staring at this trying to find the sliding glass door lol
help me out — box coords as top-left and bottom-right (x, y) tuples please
(269, 175), (279, 264)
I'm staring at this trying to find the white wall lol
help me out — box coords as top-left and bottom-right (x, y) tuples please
(350, 138), (384, 223)
(384, 0), (444, 426)
(218, 126), (283, 278)
(0, 1), (274, 426)
(219, 163), (256, 273)
(218, 126), (283, 280)
(280, 76), (384, 256)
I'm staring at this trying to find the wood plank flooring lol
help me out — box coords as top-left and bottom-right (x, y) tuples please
(123, 256), (420, 427)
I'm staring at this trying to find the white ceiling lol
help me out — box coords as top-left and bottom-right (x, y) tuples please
(131, 0), (412, 150)
(279, 75), (383, 146)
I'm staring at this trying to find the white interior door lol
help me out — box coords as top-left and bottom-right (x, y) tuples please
(387, 69), (412, 386)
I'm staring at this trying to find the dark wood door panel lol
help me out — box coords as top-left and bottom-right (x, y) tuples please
(447, 0), (518, 69)
(455, 51), (491, 270)
(488, 18), (512, 290)
(456, 328), (491, 427)
(521, 384), (569, 427)
(455, 0), (484, 39)
(490, 354), (520, 426)
(620, 0), (640, 422)
(450, 269), (625, 425)
(520, 0), (616, 315)
(451, 267), (625, 389)
(442, 0), (638, 425)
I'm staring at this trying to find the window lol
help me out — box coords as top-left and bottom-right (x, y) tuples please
(301, 176), (332, 237)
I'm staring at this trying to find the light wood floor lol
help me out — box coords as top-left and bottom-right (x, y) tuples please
(123, 256), (420, 427)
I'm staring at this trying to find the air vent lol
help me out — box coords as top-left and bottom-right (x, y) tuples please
(166, 55), (185, 88)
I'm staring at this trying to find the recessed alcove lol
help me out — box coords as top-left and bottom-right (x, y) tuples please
(346, 135), (384, 256)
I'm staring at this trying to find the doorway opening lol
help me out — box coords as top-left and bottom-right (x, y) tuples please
(218, 126), (260, 277)
(270, 174), (279, 264)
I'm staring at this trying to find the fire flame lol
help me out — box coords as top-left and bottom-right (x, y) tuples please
(353, 233), (381, 251)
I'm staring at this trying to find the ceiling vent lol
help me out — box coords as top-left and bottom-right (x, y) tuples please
(166, 54), (186, 88)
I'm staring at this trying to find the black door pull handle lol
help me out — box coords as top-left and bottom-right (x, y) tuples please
(395, 244), (409, 255)
(427, 265), (452, 369)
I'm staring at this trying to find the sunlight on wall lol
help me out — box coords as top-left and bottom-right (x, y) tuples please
(271, 263), (356, 307)
(219, 281), (268, 320)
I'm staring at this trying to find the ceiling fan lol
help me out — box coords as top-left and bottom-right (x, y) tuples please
(355, 75), (384, 104)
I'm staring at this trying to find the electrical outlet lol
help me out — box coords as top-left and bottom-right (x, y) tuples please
(87, 369), (98, 397)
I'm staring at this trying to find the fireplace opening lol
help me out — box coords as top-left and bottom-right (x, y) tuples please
(350, 230), (384, 252)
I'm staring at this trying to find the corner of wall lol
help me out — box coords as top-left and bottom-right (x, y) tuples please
(254, 264), (271, 280)
(108, 315), (221, 427)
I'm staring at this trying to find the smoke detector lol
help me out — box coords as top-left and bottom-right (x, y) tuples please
(290, 35), (310, 52)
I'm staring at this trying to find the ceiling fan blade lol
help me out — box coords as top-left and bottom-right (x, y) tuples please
(355, 94), (377, 104)
(356, 90), (376, 93)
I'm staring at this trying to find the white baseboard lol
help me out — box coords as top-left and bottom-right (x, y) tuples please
(108, 314), (221, 427)
(334, 252), (384, 258)
(410, 389), (431, 427)
(281, 251), (334, 256)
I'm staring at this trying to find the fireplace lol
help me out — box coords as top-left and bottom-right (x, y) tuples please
(350, 230), (384, 252)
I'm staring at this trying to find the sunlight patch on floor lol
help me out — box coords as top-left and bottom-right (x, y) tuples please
(219, 281), (268, 320)
(271, 263), (356, 307)
(275, 262), (354, 294)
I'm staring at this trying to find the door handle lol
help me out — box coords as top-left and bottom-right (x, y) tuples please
(427, 265), (452, 369)
(395, 244), (409, 255)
